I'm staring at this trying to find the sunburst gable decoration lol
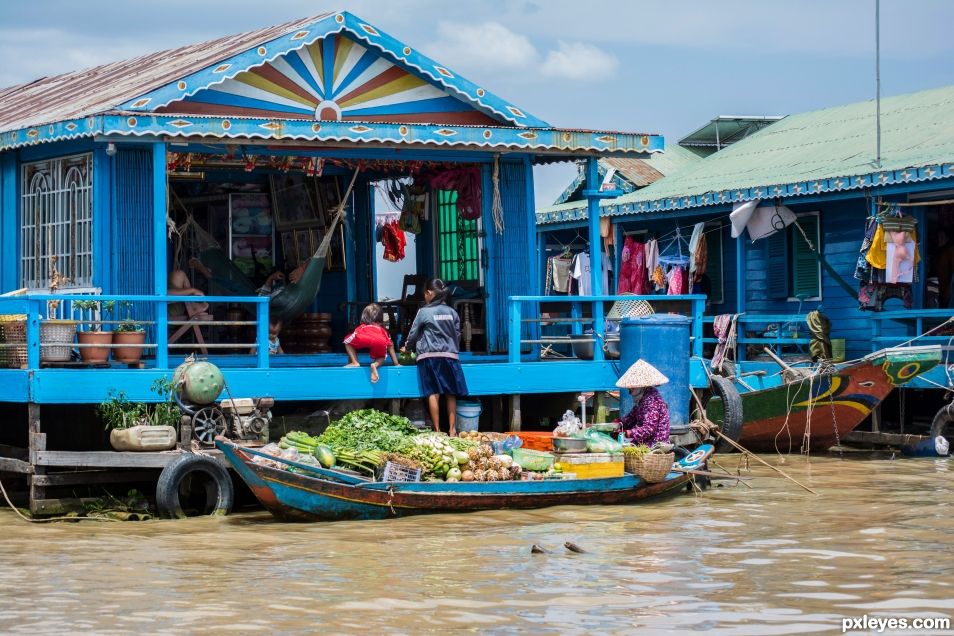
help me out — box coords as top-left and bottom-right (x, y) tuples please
(156, 34), (498, 126)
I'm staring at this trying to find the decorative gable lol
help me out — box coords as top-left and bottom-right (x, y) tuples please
(156, 33), (500, 126)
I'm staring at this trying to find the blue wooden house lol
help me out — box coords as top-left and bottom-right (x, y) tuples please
(536, 85), (954, 397)
(0, 11), (663, 417)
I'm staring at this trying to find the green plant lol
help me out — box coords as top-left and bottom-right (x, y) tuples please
(115, 300), (144, 333)
(73, 299), (114, 332)
(98, 378), (181, 430)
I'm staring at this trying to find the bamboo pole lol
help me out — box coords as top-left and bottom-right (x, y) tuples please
(691, 388), (819, 495)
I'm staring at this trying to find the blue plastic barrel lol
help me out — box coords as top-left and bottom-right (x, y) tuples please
(619, 315), (691, 427)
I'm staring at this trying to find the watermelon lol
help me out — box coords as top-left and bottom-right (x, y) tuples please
(314, 444), (336, 468)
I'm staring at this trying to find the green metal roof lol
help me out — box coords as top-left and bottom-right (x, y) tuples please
(538, 84), (954, 225)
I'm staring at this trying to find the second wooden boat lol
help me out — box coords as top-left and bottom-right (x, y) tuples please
(706, 346), (941, 454)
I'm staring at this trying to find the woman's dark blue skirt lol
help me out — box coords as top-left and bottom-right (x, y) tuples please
(417, 357), (469, 397)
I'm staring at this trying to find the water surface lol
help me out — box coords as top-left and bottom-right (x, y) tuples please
(0, 454), (952, 634)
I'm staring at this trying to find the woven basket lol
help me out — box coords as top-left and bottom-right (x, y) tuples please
(41, 321), (77, 362)
(0, 318), (27, 368)
(624, 451), (675, 483)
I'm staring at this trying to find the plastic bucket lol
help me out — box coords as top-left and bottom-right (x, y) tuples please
(456, 400), (482, 432)
(831, 338), (846, 363)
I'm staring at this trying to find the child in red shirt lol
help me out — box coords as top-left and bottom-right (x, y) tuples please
(344, 303), (399, 383)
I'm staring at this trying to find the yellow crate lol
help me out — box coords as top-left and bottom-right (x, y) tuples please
(553, 453), (624, 479)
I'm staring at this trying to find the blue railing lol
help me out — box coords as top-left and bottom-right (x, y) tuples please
(506, 294), (706, 363)
(701, 313), (813, 360)
(870, 309), (954, 350)
(0, 293), (269, 370)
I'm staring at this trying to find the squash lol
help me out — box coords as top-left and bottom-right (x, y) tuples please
(314, 444), (336, 468)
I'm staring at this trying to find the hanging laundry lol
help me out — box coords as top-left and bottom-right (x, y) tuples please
(382, 221), (407, 262)
(667, 267), (687, 295)
(550, 256), (573, 293)
(859, 283), (913, 311)
(618, 237), (635, 294)
(651, 265), (666, 290)
(644, 238), (659, 279)
(688, 223), (704, 274)
(571, 252), (592, 295)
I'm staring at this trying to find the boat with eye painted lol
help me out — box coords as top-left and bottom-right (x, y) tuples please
(216, 439), (715, 521)
(706, 346), (942, 454)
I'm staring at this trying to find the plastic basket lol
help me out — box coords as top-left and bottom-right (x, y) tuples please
(624, 452), (675, 483)
(40, 321), (76, 362)
(511, 447), (554, 472)
(0, 318), (27, 368)
(381, 461), (422, 483)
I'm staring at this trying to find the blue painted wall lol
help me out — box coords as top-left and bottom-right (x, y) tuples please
(743, 197), (907, 361)
(489, 160), (535, 351)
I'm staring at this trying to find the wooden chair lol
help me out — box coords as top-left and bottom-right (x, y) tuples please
(448, 280), (486, 352)
(398, 274), (427, 337)
(168, 300), (212, 355)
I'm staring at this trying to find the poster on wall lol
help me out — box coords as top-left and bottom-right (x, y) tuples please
(885, 231), (916, 284)
(229, 193), (274, 280)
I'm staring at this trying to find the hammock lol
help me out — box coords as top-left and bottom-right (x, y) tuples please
(181, 168), (360, 325)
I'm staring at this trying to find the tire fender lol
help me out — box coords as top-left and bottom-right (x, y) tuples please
(708, 376), (744, 453)
(156, 454), (234, 519)
(930, 402), (954, 440)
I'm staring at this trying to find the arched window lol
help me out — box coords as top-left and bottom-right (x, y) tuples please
(19, 154), (93, 289)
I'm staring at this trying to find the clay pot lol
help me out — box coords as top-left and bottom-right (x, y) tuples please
(77, 331), (113, 363)
(113, 331), (146, 364)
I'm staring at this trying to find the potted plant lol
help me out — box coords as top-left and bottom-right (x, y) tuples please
(73, 299), (113, 363)
(99, 379), (179, 451)
(113, 301), (147, 364)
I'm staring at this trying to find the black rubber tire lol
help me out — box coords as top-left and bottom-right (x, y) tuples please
(156, 454), (233, 519)
(930, 402), (954, 439)
(708, 376), (744, 453)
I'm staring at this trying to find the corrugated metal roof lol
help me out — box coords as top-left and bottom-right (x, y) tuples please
(537, 84), (954, 224)
(541, 144), (703, 212)
(0, 15), (331, 133)
(677, 115), (782, 148)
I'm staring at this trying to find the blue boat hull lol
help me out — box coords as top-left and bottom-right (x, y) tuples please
(218, 441), (713, 522)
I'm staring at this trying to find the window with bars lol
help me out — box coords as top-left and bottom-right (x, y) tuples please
(20, 154), (93, 289)
(434, 189), (480, 282)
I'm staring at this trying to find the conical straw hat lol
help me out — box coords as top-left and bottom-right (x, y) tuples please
(615, 359), (669, 389)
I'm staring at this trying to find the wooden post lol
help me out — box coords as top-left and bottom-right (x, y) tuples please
(871, 404), (882, 433)
(509, 394), (522, 432)
(27, 403), (45, 516)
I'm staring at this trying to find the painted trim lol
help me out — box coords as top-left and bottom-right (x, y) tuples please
(536, 164), (954, 225)
(1, 113), (663, 156)
(480, 163), (497, 350)
(117, 12), (551, 128)
(0, 154), (17, 291)
(151, 143), (168, 369)
(92, 147), (111, 293)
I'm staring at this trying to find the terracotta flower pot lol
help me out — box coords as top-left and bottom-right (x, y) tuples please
(113, 331), (146, 363)
(77, 331), (113, 363)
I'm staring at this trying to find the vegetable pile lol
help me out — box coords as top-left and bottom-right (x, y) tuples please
(267, 408), (579, 483)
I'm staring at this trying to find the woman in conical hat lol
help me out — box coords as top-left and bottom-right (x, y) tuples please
(615, 360), (671, 446)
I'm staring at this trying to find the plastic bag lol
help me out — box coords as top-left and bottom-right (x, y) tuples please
(554, 410), (582, 436)
(583, 428), (623, 453)
(936, 435), (950, 457)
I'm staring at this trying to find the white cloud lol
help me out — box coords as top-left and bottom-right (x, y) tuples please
(426, 20), (617, 84)
(427, 21), (539, 72)
(541, 41), (618, 81)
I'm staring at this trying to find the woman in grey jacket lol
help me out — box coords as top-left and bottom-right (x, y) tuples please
(402, 278), (469, 435)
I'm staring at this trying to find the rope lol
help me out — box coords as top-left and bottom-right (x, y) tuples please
(491, 154), (504, 234)
(0, 476), (119, 523)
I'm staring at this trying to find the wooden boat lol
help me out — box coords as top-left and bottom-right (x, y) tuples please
(707, 346), (942, 454)
(216, 440), (715, 521)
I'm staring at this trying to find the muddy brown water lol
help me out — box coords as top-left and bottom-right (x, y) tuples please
(0, 454), (952, 634)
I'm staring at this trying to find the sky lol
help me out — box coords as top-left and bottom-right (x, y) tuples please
(3, 0), (954, 205)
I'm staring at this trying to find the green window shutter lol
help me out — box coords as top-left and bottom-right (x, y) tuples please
(706, 223), (724, 304)
(435, 190), (479, 282)
(790, 215), (820, 298)
(766, 230), (789, 299)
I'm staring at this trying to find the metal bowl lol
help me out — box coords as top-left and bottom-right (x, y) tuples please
(603, 338), (621, 359)
(552, 437), (588, 453)
(569, 334), (594, 360)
